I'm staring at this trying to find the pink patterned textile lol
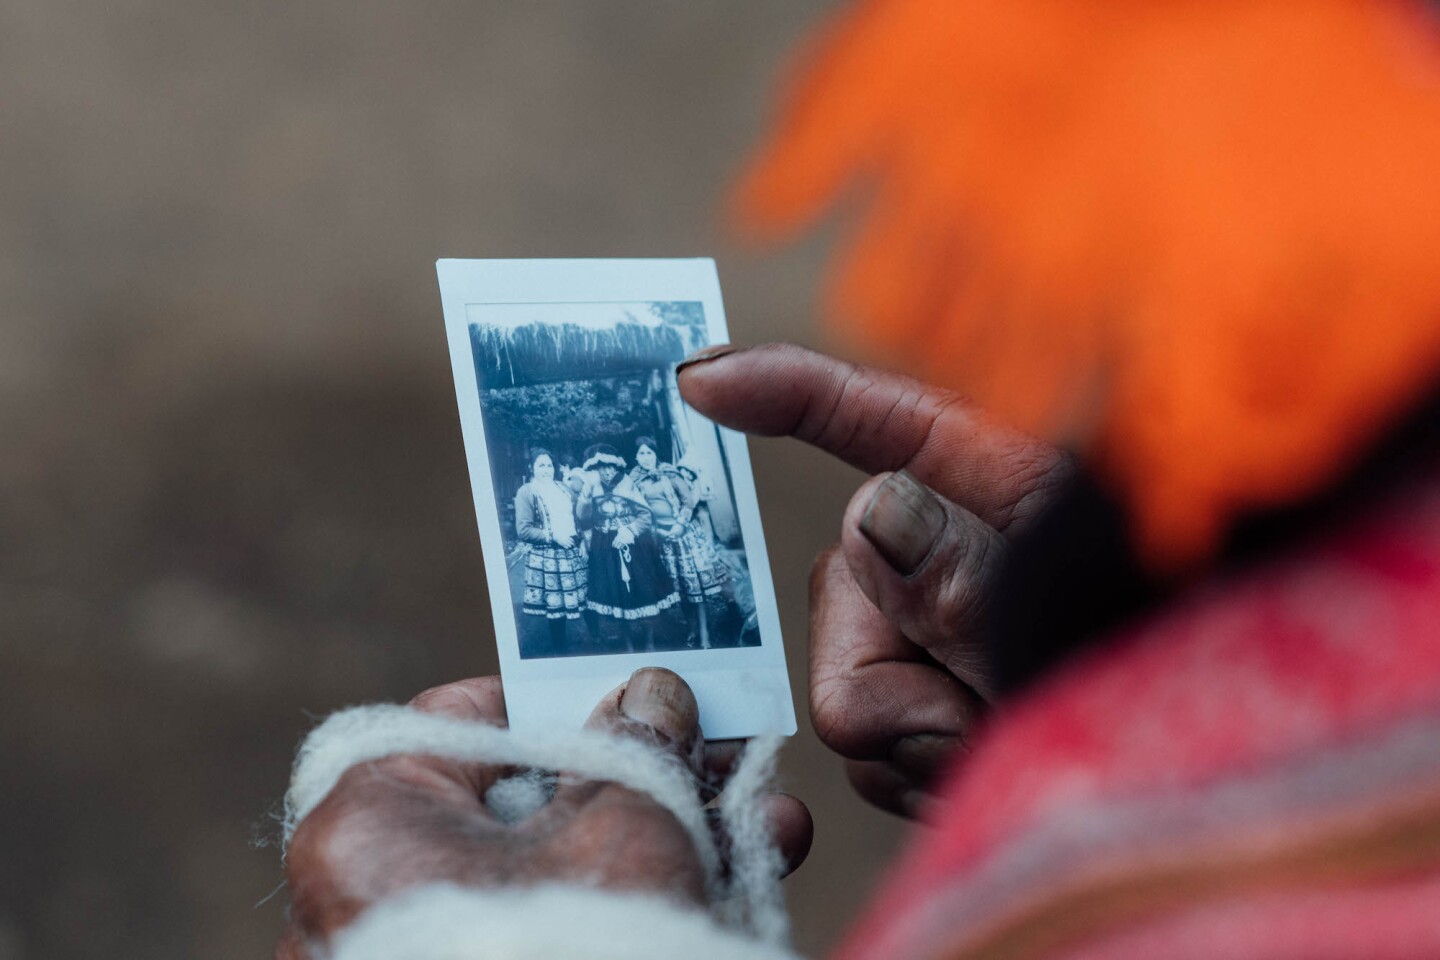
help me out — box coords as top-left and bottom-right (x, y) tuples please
(839, 465), (1440, 960)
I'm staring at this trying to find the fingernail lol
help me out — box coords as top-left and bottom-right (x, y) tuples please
(675, 344), (740, 375)
(860, 471), (945, 576)
(620, 667), (698, 738)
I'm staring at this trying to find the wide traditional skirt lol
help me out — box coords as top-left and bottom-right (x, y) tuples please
(660, 521), (728, 604)
(522, 544), (588, 620)
(586, 529), (680, 620)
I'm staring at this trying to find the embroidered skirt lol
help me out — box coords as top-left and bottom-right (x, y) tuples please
(522, 545), (588, 620)
(660, 521), (729, 604)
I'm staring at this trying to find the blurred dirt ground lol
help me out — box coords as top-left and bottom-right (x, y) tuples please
(0, 2), (910, 958)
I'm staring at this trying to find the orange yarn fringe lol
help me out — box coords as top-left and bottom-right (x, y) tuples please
(736, 0), (1440, 569)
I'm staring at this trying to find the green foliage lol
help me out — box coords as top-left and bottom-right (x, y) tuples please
(482, 378), (660, 449)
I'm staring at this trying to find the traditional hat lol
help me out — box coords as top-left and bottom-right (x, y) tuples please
(581, 443), (626, 472)
(736, 0), (1440, 569)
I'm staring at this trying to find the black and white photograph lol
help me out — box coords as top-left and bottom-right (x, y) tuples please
(470, 300), (759, 658)
(437, 259), (794, 739)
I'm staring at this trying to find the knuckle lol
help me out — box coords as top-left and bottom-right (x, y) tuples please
(821, 372), (927, 461)
(995, 447), (1076, 533)
(284, 796), (365, 929)
(808, 545), (847, 604)
(844, 760), (914, 818)
(407, 684), (477, 718)
(367, 754), (464, 795)
(284, 767), (447, 936)
(795, 363), (861, 448)
(935, 526), (1003, 630)
(565, 795), (700, 879)
(577, 796), (677, 840)
(285, 809), (334, 882)
(287, 773), (377, 881)
(809, 675), (881, 759)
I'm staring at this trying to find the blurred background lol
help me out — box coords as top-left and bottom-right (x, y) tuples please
(0, 1), (911, 957)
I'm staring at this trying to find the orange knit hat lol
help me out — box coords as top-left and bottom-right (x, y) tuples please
(736, 0), (1440, 569)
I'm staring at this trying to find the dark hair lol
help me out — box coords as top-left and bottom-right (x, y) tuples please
(528, 447), (554, 477)
(634, 435), (659, 456)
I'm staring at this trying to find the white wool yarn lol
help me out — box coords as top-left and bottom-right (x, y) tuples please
(284, 705), (792, 948)
(285, 706), (721, 892)
(326, 884), (802, 960)
(718, 733), (790, 944)
(483, 769), (552, 823)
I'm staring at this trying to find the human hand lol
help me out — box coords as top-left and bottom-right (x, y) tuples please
(276, 669), (812, 959)
(679, 344), (1074, 818)
(613, 527), (636, 548)
(555, 533), (576, 549)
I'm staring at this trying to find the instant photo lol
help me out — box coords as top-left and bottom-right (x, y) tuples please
(437, 259), (794, 739)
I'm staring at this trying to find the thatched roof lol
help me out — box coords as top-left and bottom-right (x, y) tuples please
(471, 321), (689, 388)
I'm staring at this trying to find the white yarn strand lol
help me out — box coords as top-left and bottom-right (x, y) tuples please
(326, 884), (801, 960)
(718, 735), (790, 945)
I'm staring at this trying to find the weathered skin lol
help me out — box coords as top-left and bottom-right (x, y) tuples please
(278, 342), (1071, 955)
(277, 668), (812, 958)
(679, 344), (1072, 816)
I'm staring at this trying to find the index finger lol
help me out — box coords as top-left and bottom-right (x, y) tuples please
(678, 343), (1071, 533)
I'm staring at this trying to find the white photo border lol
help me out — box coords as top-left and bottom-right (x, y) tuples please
(436, 258), (796, 739)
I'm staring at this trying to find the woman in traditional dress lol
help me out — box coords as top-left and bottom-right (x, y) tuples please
(675, 457), (758, 645)
(576, 442), (681, 653)
(513, 448), (587, 655)
(628, 437), (731, 648)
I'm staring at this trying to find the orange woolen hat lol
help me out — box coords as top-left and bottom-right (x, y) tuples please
(735, 0), (1440, 569)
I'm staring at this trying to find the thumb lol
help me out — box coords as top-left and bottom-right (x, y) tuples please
(841, 471), (1006, 699)
(581, 667), (705, 774)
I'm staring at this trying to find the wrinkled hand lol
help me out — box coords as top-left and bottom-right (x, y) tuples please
(277, 669), (812, 959)
(680, 344), (1073, 818)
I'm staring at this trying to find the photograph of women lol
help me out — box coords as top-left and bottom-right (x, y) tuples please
(466, 298), (762, 659)
(437, 259), (793, 740)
